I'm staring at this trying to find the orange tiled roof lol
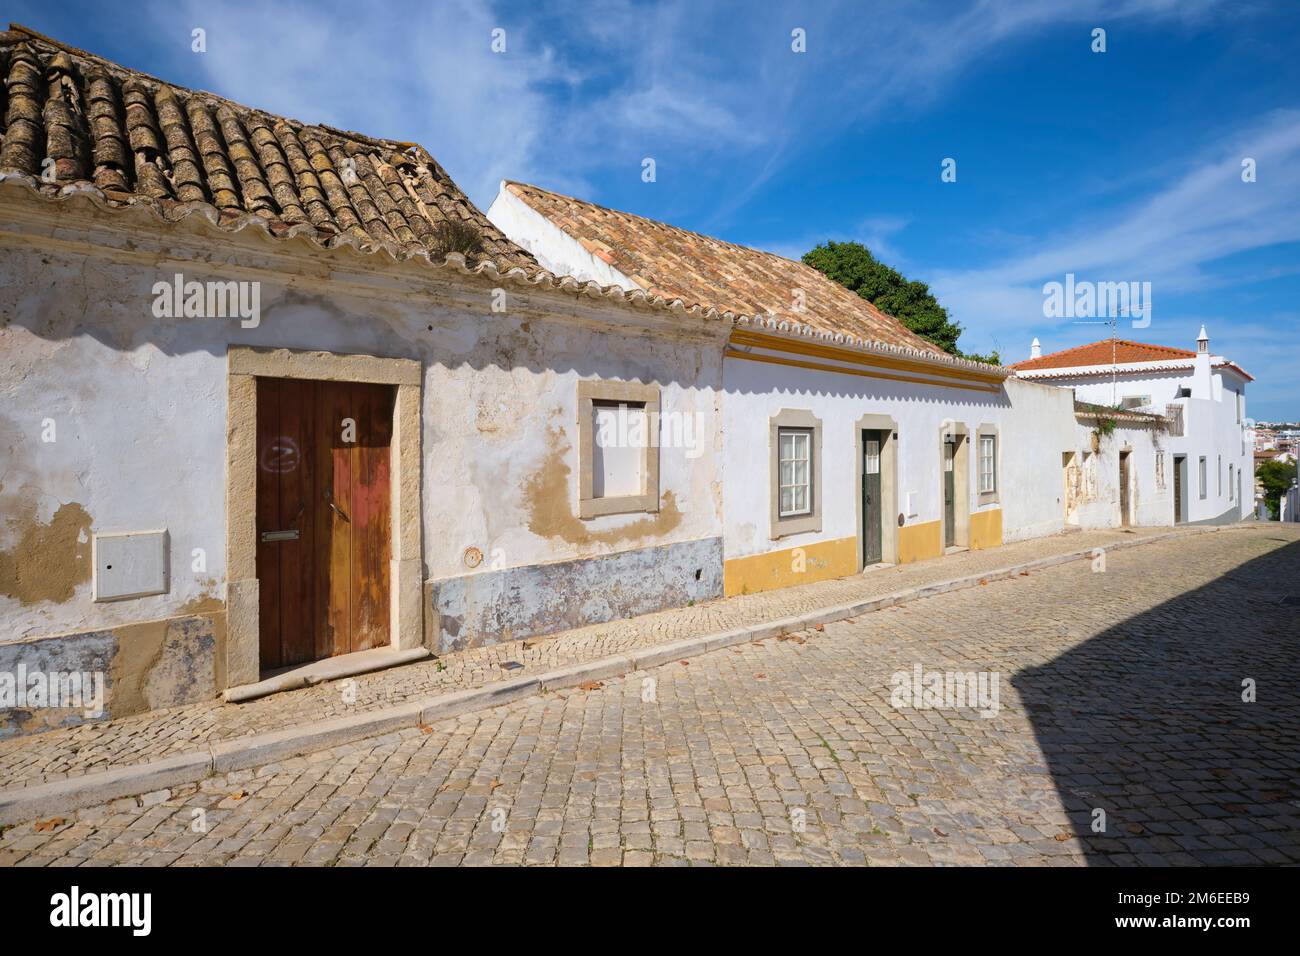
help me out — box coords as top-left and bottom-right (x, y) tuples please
(1012, 338), (1253, 381)
(0, 24), (536, 269)
(505, 181), (946, 354)
(1011, 339), (1196, 371)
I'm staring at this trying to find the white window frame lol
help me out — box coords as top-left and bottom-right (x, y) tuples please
(777, 428), (813, 518)
(976, 425), (999, 503)
(769, 409), (822, 538)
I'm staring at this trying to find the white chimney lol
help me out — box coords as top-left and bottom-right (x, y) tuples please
(1191, 325), (1212, 399)
(1030, 337), (1042, 359)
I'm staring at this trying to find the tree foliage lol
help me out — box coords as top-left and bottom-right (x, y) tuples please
(802, 241), (996, 364)
(1256, 459), (1296, 518)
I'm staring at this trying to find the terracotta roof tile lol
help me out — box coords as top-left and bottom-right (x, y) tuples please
(505, 181), (945, 354)
(0, 24), (535, 269)
(1012, 339), (1196, 371)
(1012, 338), (1253, 381)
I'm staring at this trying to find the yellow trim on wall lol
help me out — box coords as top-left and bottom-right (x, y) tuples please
(724, 349), (1001, 394)
(723, 536), (858, 597)
(898, 520), (942, 564)
(729, 329), (1006, 385)
(969, 508), (1003, 550)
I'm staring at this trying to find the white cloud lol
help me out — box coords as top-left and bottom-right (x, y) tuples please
(931, 108), (1300, 362)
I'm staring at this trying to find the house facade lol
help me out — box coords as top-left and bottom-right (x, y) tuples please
(0, 27), (727, 736)
(1011, 332), (1253, 525)
(489, 182), (1084, 596)
(0, 25), (1258, 740)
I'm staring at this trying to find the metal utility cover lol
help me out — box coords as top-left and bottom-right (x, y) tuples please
(93, 530), (169, 601)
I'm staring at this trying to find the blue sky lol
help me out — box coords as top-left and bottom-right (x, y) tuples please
(10, 0), (1300, 418)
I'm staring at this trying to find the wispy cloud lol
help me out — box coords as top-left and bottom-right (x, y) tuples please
(931, 108), (1300, 361)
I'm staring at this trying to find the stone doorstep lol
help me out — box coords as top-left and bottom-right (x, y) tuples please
(223, 646), (432, 703)
(0, 524), (1228, 826)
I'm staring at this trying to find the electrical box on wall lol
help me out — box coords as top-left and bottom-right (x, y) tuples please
(93, 530), (169, 601)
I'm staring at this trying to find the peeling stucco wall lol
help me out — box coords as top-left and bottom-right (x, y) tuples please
(432, 536), (722, 653)
(0, 195), (726, 726)
(0, 611), (219, 739)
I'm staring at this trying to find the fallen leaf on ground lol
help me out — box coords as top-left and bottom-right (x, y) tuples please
(1127, 824), (1145, 835)
(418, 723), (433, 734)
(755, 674), (767, 680)
(1054, 833), (1071, 842)
(229, 790), (247, 801)
(578, 680), (603, 691)
(814, 624), (824, 632)
(34, 817), (65, 832)
(679, 660), (690, 666)
(933, 827), (948, 837)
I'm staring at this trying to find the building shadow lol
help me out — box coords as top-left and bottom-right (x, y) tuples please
(1011, 538), (1300, 865)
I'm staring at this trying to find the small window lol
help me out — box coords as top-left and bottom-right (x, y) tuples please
(578, 381), (660, 519)
(592, 401), (646, 499)
(777, 428), (813, 517)
(769, 409), (822, 537)
(978, 435), (997, 494)
(1228, 464), (1234, 500)
(1155, 451), (1166, 490)
(1199, 456), (1207, 499)
(1217, 455), (1222, 496)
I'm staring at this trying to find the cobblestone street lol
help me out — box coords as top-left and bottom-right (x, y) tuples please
(2, 525), (1297, 867)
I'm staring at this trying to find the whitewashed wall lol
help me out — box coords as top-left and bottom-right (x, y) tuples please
(720, 359), (1074, 559)
(0, 205), (725, 647)
(1064, 368), (1251, 524)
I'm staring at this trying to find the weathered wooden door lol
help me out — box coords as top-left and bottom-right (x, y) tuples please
(256, 378), (394, 670)
(1062, 452), (1080, 526)
(943, 438), (956, 548)
(862, 430), (883, 565)
(1118, 451), (1131, 526)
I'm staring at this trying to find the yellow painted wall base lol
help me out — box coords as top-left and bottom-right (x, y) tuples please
(970, 508), (1003, 550)
(898, 520), (942, 564)
(724, 536), (858, 597)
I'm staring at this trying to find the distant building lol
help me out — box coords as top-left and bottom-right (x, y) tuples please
(1011, 331), (1253, 524)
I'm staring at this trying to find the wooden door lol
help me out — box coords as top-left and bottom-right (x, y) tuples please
(862, 431), (883, 565)
(256, 378), (394, 671)
(943, 438), (956, 548)
(1062, 452), (1080, 526)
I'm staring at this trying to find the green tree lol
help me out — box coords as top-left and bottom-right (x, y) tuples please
(1255, 459), (1296, 518)
(802, 241), (997, 364)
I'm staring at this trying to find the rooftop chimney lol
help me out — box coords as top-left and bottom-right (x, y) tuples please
(1030, 337), (1042, 359)
(1192, 325), (1212, 399)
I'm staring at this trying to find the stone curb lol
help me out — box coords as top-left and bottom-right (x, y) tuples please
(0, 525), (1226, 826)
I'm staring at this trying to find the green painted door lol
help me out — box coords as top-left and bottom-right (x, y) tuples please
(944, 438), (956, 548)
(862, 430), (883, 565)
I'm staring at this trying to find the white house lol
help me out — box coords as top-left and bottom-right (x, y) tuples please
(1011, 332), (1253, 525)
(0, 27), (729, 736)
(489, 181), (1088, 595)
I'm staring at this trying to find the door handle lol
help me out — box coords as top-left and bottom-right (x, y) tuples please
(325, 491), (350, 522)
